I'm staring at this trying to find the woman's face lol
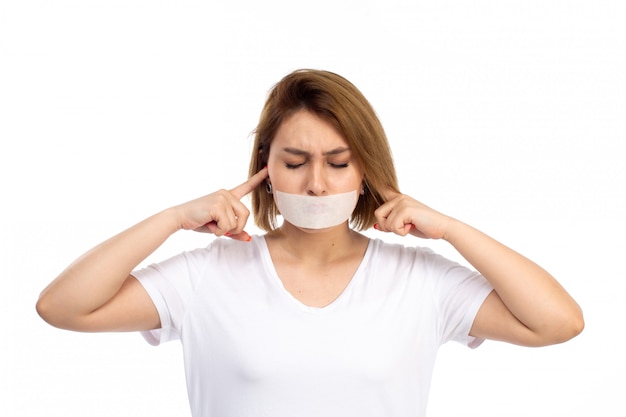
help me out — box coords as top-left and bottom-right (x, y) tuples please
(267, 110), (363, 199)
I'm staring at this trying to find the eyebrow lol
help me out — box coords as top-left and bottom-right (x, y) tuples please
(281, 147), (351, 157)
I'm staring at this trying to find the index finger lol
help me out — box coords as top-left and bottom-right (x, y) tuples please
(379, 187), (401, 203)
(230, 167), (269, 199)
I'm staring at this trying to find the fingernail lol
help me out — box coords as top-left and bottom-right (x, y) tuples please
(373, 223), (379, 230)
(225, 232), (231, 237)
(246, 235), (252, 242)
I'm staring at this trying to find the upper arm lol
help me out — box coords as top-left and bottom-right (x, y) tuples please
(67, 275), (160, 333)
(469, 290), (542, 347)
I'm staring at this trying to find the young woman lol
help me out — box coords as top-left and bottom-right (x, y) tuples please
(37, 69), (583, 417)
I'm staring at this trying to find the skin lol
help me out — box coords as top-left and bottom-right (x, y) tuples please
(264, 110), (370, 308)
(37, 109), (584, 347)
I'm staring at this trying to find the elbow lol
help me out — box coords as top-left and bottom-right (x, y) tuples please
(37, 289), (98, 332)
(566, 307), (585, 340)
(36, 291), (74, 330)
(36, 292), (58, 327)
(543, 305), (585, 346)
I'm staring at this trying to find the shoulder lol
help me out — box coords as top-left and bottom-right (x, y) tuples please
(195, 235), (265, 263)
(364, 239), (439, 280)
(369, 238), (434, 263)
(146, 236), (263, 274)
(367, 239), (471, 282)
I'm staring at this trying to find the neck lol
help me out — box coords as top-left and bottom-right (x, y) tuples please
(266, 221), (365, 265)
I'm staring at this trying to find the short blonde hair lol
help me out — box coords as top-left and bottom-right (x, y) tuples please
(249, 69), (399, 231)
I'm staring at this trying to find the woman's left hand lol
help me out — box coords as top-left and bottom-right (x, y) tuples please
(374, 190), (584, 347)
(373, 191), (451, 240)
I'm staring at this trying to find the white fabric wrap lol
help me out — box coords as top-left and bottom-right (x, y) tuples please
(274, 190), (358, 229)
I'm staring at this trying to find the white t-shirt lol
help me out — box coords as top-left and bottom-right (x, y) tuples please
(133, 236), (493, 417)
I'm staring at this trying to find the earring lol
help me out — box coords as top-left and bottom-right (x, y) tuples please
(360, 184), (366, 195)
(266, 182), (273, 194)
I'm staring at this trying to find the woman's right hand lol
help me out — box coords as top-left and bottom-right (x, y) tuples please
(175, 167), (268, 241)
(36, 167), (269, 332)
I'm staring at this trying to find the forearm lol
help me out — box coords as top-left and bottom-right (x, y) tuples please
(443, 218), (583, 337)
(38, 208), (181, 321)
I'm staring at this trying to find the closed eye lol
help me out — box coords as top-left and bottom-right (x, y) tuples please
(285, 163), (304, 169)
(284, 161), (349, 169)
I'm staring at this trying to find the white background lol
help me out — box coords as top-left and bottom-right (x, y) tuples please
(1, 1), (624, 416)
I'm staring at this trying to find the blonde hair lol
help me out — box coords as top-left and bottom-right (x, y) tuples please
(249, 69), (399, 231)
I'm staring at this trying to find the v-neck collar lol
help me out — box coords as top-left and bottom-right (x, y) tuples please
(255, 235), (374, 314)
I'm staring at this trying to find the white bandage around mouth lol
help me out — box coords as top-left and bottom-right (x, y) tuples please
(274, 190), (358, 229)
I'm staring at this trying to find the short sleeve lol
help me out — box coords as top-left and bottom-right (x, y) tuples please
(132, 247), (209, 345)
(420, 248), (493, 348)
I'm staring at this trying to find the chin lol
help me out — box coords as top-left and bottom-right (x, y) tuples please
(284, 221), (349, 234)
(300, 226), (336, 234)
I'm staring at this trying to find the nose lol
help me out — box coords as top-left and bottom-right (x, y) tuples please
(306, 162), (327, 196)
